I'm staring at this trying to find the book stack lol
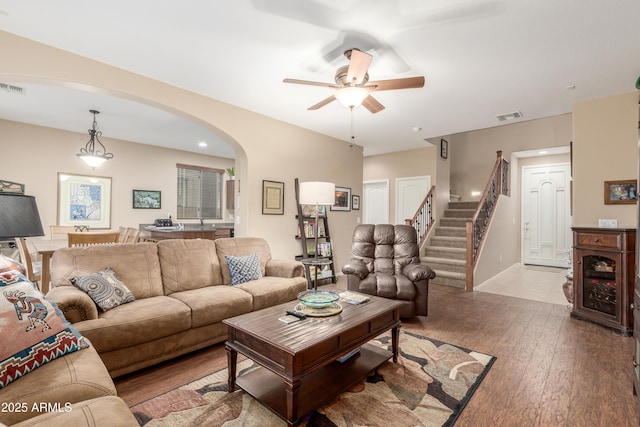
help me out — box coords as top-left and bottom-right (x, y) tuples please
(338, 291), (371, 305)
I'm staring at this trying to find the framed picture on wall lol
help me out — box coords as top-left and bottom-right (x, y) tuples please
(352, 194), (360, 210)
(57, 172), (112, 229)
(604, 180), (637, 204)
(440, 139), (448, 159)
(133, 190), (161, 209)
(331, 186), (351, 211)
(262, 180), (284, 214)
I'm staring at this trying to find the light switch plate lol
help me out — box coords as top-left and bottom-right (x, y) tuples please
(598, 219), (618, 228)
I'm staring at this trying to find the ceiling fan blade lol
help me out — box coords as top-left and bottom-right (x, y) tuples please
(283, 78), (340, 88)
(346, 49), (372, 85)
(365, 76), (425, 91)
(362, 95), (385, 114)
(308, 95), (336, 110)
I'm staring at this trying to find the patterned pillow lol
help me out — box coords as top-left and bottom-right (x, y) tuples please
(0, 270), (88, 389)
(225, 253), (262, 285)
(70, 267), (135, 311)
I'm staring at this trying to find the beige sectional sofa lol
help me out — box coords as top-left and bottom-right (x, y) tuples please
(48, 237), (307, 377)
(0, 237), (306, 426)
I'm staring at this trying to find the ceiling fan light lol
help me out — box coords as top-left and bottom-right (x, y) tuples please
(335, 87), (369, 109)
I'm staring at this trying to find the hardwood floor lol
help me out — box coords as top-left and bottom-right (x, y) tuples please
(115, 280), (637, 426)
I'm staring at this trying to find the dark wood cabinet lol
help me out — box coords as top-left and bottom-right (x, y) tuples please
(571, 227), (635, 336)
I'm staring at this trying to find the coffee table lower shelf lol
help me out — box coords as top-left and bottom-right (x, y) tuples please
(235, 343), (391, 424)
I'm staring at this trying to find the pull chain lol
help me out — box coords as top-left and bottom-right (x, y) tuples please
(350, 106), (356, 142)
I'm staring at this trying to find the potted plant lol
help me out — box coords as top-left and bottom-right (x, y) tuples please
(226, 167), (235, 180)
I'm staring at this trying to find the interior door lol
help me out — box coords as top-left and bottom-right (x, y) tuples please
(363, 180), (389, 224)
(396, 176), (430, 225)
(522, 163), (572, 267)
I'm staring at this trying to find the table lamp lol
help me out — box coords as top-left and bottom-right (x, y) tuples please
(0, 193), (45, 274)
(298, 181), (335, 291)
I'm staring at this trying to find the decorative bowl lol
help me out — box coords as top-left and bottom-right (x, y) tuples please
(297, 290), (340, 308)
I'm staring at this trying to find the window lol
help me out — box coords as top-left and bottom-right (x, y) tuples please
(176, 163), (224, 219)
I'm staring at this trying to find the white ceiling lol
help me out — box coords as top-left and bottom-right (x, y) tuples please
(0, 0), (639, 158)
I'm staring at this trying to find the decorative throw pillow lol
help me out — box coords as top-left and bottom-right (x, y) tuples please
(70, 267), (135, 311)
(225, 253), (262, 285)
(0, 270), (88, 389)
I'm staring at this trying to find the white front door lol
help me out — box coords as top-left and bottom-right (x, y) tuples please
(396, 176), (430, 225)
(522, 163), (572, 267)
(363, 180), (389, 225)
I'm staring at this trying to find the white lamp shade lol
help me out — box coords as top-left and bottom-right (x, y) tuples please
(335, 87), (369, 109)
(299, 182), (335, 206)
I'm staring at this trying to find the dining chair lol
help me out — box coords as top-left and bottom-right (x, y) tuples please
(50, 225), (75, 239)
(67, 231), (121, 247)
(14, 237), (42, 289)
(123, 228), (141, 243)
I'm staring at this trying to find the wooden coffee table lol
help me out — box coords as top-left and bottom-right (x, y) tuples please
(223, 296), (402, 426)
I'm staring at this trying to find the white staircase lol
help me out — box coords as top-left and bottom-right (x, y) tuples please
(421, 201), (477, 289)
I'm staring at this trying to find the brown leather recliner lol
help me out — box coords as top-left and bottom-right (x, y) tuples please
(341, 224), (436, 318)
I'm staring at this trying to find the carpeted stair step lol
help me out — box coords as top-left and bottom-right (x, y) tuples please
(443, 208), (476, 219)
(428, 236), (466, 249)
(430, 270), (466, 289)
(423, 246), (466, 260)
(435, 226), (467, 238)
(421, 256), (466, 274)
(439, 217), (468, 228)
(448, 201), (478, 210)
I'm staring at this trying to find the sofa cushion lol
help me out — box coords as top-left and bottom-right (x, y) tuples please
(73, 296), (191, 353)
(168, 286), (253, 327)
(235, 276), (307, 311)
(157, 239), (223, 294)
(225, 253), (262, 285)
(0, 341), (115, 425)
(51, 243), (164, 299)
(69, 267), (135, 311)
(215, 237), (272, 285)
(0, 271), (88, 390)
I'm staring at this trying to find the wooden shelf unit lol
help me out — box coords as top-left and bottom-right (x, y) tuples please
(571, 227), (635, 336)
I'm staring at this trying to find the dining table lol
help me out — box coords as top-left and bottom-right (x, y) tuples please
(31, 238), (68, 294)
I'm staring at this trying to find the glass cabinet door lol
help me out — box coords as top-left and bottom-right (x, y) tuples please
(582, 255), (617, 316)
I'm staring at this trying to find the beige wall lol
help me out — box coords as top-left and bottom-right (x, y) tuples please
(363, 145), (438, 223)
(572, 92), (639, 228)
(0, 31), (363, 270)
(2, 119), (235, 230)
(450, 114), (573, 201)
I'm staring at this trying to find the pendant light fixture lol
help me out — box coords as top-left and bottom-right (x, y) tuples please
(77, 109), (113, 168)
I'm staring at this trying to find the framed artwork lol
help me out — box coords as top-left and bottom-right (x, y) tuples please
(604, 180), (637, 204)
(57, 173), (112, 229)
(352, 194), (360, 210)
(133, 190), (161, 209)
(331, 186), (351, 211)
(262, 180), (284, 215)
(440, 139), (448, 159)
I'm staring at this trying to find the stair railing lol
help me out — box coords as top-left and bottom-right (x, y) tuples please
(465, 151), (509, 291)
(406, 185), (436, 247)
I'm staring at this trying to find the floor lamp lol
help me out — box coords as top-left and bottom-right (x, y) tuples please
(0, 193), (45, 274)
(298, 181), (335, 291)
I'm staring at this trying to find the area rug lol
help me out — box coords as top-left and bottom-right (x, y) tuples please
(131, 331), (496, 426)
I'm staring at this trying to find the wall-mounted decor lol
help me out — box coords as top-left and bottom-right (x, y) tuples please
(331, 186), (351, 211)
(57, 172), (111, 229)
(604, 180), (637, 204)
(262, 180), (284, 215)
(133, 190), (161, 209)
(440, 139), (448, 159)
(352, 194), (360, 210)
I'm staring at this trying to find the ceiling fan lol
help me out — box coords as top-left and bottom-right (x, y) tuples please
(283, 48), (425, 114)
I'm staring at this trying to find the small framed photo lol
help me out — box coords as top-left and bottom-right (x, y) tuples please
(133, 190), (161, 209)
(262, 180), (284, 215)
(440, 139), (448, 159)
(352, 194), (360, 210)
(604, 180), (637, 204)
(331, 186), (351, 211)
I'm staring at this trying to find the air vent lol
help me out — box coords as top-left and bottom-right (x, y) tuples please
(496, 111), (523, 122)
(0, 83), (26, 95)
